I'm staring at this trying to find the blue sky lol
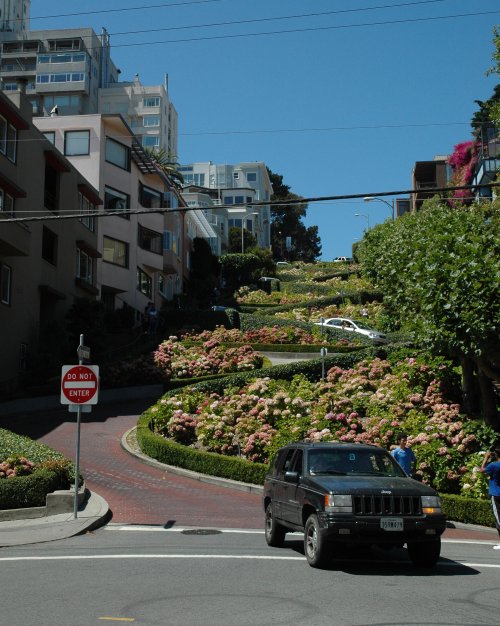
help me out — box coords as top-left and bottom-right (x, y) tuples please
(30, 0), (500, 260)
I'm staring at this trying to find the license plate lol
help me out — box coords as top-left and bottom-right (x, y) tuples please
(380, 517), (403, 531)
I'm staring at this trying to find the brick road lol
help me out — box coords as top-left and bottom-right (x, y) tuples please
(1, 395), (497, 542)
(0, 395), (262, 528)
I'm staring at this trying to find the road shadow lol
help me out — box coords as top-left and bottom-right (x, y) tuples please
(284, 538), (480, 576)
(0, 395), (159, 440)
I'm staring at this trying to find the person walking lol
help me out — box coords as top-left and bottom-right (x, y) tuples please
(391, 433), (416, 476)
(479, 445), (500, 549)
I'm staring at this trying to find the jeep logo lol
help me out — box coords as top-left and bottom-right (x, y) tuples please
(381, 490), (392, 494)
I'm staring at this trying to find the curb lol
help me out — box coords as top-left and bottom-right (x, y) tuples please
(121, 427), (264, 496)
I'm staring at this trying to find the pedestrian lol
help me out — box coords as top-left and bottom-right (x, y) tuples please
(148, 304), (159, 333)
(479, 445), (500, 549)
(391, 433), (416, 476)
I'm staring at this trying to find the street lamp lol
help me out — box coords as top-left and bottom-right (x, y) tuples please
(227, 209), (258, 252)
(363, 196), (395, 221)
(354, 213), (370, 230)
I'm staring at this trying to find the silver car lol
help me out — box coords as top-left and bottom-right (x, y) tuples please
(315, 317), (387, 344)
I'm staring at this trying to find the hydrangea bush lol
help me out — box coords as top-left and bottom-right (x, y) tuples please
(147, 355), (496, 498)
(180, 324), (353, 348)
(153, 337), (264, 380)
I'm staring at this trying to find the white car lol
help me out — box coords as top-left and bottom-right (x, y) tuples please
(315, 317), (387, 344)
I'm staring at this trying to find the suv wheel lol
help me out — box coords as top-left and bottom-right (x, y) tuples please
(265, 502), (286, 547)
(304, 514), (330, 568)
(407, 539), (441, 568)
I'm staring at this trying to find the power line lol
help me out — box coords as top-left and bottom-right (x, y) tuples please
(12, 119), (469, 144)
(3, 182), (498, 224)
(29, 0), (227, 22)
(96, 0), (460, 38)
(26, 0), (458, 23)
(105, 10), (500, 49)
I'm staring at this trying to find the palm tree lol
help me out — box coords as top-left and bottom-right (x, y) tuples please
(145, 148), (184, 186)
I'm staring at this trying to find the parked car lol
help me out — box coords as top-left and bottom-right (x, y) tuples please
(276, 261), (290, 267)
(332, 256), (352, 263)
(263, 441), (446, 569)
(315, 317), (387, 344)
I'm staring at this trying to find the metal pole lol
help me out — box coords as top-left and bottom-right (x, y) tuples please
(73, 333), (84, 519)
(241, 220), (244, 253)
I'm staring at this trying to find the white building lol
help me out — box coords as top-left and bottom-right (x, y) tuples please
(179, 161), (272, 252)
(99, 73), (178, 158)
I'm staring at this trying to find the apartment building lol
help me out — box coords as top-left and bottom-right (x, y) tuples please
(99, 73), (178, 157)
(0, 27), (119, 117)
(33, 113), (185, 322)
(411, 155), (451, 212)
(179, 161), (273, 251)
(0, 90), (102, 390)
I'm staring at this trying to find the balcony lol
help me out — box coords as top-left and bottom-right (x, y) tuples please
(0, 220), (30, 256)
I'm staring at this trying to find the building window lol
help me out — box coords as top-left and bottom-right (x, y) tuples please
(143, 115), (160, 127)
(163, 230), (179, 255)
(143, 97), (160, 107)
(76, 248), (93, 283)
(138, 224), (162, 254)
(0, 188), (14, 216)
(142, 135), (159, 148)
(104, 186), (130, 220)
(64, 130), (89, 156)
(234, 195), (245, 204)
(1, 263), (11, 305)
(36, 72), (84, 83)
(233, 172), (239, 179)
(43, 131), (55, 144)
(38, 52), (86, 64)
(103, 236), (128, 268)
(158, 273), (173, 300)
(223, 196), (234, 205)
(44, 162), (59, 212)
(137, 267), (152, 297)
(42, 226), (58, 265)
(79, 192), (95, 231)
(0, 114), (17, 162)
(246, 172), (257, 182)
(139, 183), (161, 208)
(105, 137), (130, 171)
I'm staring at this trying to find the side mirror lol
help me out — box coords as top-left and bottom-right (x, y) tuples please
(284, 471), (299, 484)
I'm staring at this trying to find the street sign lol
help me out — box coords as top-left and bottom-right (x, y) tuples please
(60, 365), (99, 405)
(77, 345), (91, 361)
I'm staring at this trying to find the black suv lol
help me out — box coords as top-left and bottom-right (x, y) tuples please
(263, 441), (446, 569)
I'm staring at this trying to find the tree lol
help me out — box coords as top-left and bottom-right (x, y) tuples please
(357, 199), (500, 429)
(188, 237), (220, 305)
(227, 226), (257, 253)
(144, 148), (184, 186)
(268, 169), (322, 262)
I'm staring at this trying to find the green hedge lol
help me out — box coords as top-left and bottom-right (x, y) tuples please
(136, 416), (268, 485)
(250, 290), (384, 314)
(0, 468), (70, 509)
(440, 494), (495, 527)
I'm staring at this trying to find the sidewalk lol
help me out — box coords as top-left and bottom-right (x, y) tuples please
(0, 490), (110, 548)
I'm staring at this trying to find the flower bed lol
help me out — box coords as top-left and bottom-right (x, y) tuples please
(153, 337), (264, 380)
(146, 354), (496, 498)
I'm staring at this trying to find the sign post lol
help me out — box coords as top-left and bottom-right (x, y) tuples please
(320, 347), (328, 381)
(60, 335), (99, 518)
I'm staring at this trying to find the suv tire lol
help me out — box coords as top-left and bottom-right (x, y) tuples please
(407, 539), (441, 568)
(304, 514), (330, 568)
(265, 502), (286, 547)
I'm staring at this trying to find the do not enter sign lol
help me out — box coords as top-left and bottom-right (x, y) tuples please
(61, 365), (99, 405)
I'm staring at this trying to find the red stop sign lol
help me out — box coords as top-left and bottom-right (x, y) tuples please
(60, 365), (99, 405)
